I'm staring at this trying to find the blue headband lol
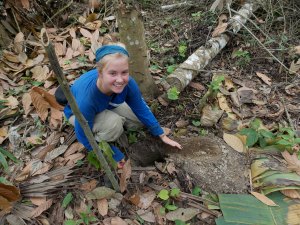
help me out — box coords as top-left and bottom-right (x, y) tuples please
(95, 45), (129, 62)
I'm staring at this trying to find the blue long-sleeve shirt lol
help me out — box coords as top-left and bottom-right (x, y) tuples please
(64, 69), (164, 151)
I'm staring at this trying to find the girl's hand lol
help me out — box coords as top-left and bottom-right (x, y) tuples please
(159, 134), (182, 150)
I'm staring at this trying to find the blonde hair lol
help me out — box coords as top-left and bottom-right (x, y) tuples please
(96, 42), (128, 74)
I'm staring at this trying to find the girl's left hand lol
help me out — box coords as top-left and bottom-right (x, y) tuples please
(159, 134), (182, 150)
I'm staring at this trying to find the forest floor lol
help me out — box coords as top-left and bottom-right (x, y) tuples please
(0, 0), (300, 225)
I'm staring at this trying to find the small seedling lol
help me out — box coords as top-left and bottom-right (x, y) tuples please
(128, 131), (138, 144)
(167, 87), (180, 100)
(192, 120), (201, 127)
(62, 192), (73, 208)
(232, 50), (251, 66)
(178, 42), (187, 58)
(167, 65), (176, 74)
(157, 188), (180, 214)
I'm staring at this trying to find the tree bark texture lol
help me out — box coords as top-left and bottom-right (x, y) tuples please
(165, 1), (256, 93)
(41, 29), (120, 191)
(117, 5), (159, 100)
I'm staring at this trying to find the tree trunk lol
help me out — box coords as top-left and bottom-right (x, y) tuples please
(116, 4), (159, 100)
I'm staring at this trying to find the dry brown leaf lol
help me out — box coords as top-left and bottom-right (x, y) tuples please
(289, 58), (300, 74)
(64, 142), (85, 157)
(79, 179), (98, 192)
(54, 42), (64, 56)
(71, 38), (81, 51)
(5, 96), (19, 109)
(138, 210), (156, 223)
(44, 145), (68, 162)
(97, 198), (108, 216)
(30, 197), (47, 206)
(31, 66), (49, 82)
(20, 0), (30, 9)
(0, 195), (12, 212)
(250, 191), (278, 206)
(166, 208), (200, 222)
(22, 93), (32, 115)
(153, 202), (166, 225)
(282, 151), (300, 175)
(166, 162), (177, 174)
(18, 52), (28, 64)
(120, 159), (132, 193)
(69, 28), (76, 38)
(50, 107), (63, 129)
(65, 153), (85, 166)
(138, 191), (156, 209)
(0, 126), (8, 138)
(31, 199), (53, 218)
(14, 32), (24, 53)
(3, 50), (20, 63)
(175, 119), (189, 128)
(281, 189), (300, 199)
(223, 132), (245, 153)
(30, 89), (50, 121)
(217, 93), (232, 113)
(80, 28), (92, 38)
(111, 217), (127, 225)
(32, 162), (53, 176)
(36, 144), (56, 160)
(256, 72), (272, 86)
(26, 135), (43, 145)
(189, 82), (205, 91)
(15, 161), (33, 181)
(46, 131), (61, 145)
(212, 14), (228, 37)
(158, 96), (169, 106)
(6, 214), (26, 225)
(32, 86), (63, 110)
(65, 48), (74, 60)
(0, 183), (21, 202)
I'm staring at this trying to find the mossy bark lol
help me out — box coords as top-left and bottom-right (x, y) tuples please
(117, 5), (159, 100)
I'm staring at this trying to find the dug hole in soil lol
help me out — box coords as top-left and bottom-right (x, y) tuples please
(129, 135), (249, 194)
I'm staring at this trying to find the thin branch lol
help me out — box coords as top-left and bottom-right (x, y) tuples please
(229, 8), (300, 78)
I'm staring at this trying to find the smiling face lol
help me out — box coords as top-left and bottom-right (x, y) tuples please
(97, 54), (129, 95)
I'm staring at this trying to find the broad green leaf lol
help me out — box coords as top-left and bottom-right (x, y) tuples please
(0, 151), (8, 171)
(64, 220), (77, 225)
(167, 65), (176, 74)
(259, 137), (267, 148)
(87, 151), (101, 169)
(250, 118), (262, 130)
(166, 204), (178, 211)
(175, 219), (188, 225)
(294, 138), (300, 143)
(158, 189), (169, 200)
(0, 147), (18, 162)
(99, 141), (117, 169)
(218, 192), (300, 225)
(216, 217), (244, 225)
(192, 186), (202, 196)
(276, 139), (292, 146)
(259, 130), (274, 138)
(240, 128), (258, 147)
(170, 188), (180, 197)
(62, 192), (73, 208)
(167, 87), (180, 100)
(0, 177), (13, 185)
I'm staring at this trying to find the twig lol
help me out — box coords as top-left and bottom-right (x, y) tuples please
(11, 8), (20, 33)
(229, 8), (300, 78)
(47, 0), (73, 23)
(279, 95), (298, 137)
(187, 200), (219, 217)
(161, 1), (191, 10)
(40, 28), (120, 191)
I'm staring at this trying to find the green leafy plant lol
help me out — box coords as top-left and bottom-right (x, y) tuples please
(191, 11), (203, 21)
(192, 120), (201, 127)
(77, 56), (88, 64)
(178, 42), (187, 58)
(239, 119), (300, 151)
(167, 87), (180, 100)
(0, 147), (18, 173)
(62, 192), (73, 208)
(128, 131), (138, 144)
(87, 141), (117, 169)
(192, 186), (202, 196)
(167, 64), (176, 74)
(232, 50), (251, 66)
(209, 75), (225, 91)
(157, 188), (180, 214)
(64, 206), (98, 225)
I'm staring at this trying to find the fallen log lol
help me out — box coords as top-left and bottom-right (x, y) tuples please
(163, 1), (257, 94)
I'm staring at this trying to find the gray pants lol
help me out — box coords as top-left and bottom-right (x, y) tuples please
(69, 103), (142, 142)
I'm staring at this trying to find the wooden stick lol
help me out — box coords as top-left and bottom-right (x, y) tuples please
(40, 28), (120, 191)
